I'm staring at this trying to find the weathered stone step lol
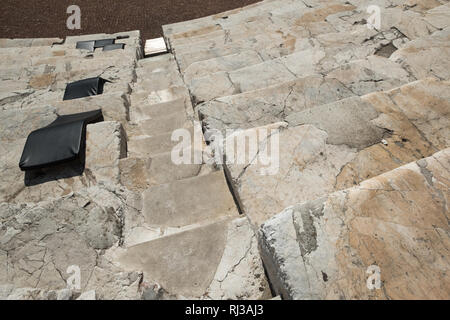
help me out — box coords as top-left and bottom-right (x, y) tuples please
(136, 53), (176, 70)
(260, 147), (450, 299)
(174, 1), (397, 56)
(1, 70), (132, 111)
(0, 55), (136, 81)
(197, 55), (413, 134)
(172, 3), (447, 74)
(120, 148), (205, 190)
(141, 170), (239, 227)
(0, 80), (29, 94)
(128, 111), (192, 137)
(170, 15), (281, 48)
(390, 26), (450, 81)
(129, 97), (188, 122)
(54, 91), (130, 126)
(0, 45), (139, 69)
(133, 69), (184, 92)
(112, 216), (271, 299)
(191, 52), (412, 103)
(184, 24), (450, 104)
(129, 86), (191, 106)
(170, 1), (359, 52)
(180, 22), (404, 82)
(183, 50), (264, 83)
(168, 0), (444, 50)
(127, 125), (196, 158)
(197, 75), (354, 134)
(0, 69), (133, 108)
(0, 38), (63, 48)
(223, 77), (449, 227)
(163, 0), (301, 37)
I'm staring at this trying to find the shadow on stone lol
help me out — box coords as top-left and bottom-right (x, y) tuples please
(24, 149), (86, 187)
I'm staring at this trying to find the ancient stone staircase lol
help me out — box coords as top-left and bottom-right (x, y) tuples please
(0, 0), (449, 300)
(162, 0), (450, 299)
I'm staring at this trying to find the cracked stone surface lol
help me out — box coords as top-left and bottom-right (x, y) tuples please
(2, 0), (449, 300)
(225, 79), (449, 226)
(111, 217), (270, 299)
(0, 27), (272, 300)
(186, 31), (415, 102)
(0, 186), (142, 299)
(260, 148), (450, 299)
(197, 54), (415, 135)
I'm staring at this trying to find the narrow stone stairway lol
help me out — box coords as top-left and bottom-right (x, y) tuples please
(115, 52), (272, 299)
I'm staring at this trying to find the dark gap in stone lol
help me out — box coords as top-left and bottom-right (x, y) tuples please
(374, 42), (397, 58)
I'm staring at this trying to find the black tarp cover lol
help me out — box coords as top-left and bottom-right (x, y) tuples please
(76, 38), (116, 51)
(103, 43), (126, 51)
(94, 38), (115, 48)
(63, 77), (107, 101)
(76, 40), (95, 51)
(19, 110), (104, 171)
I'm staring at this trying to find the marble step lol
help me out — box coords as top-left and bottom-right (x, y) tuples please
(141, 170), (239, 228)
(113, 216), (270, 299)
(119, 149), (204, 191)
(183, 50), (264, 83)
(127, 125), (197, 158)
(0, 54), (136, 80)
(260, 147), (450, 299)
(133, 69), (184, 92)
(163, 0), (301, 37)
(0, 38), (63, 48)
(197, 55), (414, 134)
(128, 111), (192, 137)
(170, 15), (284, 48)
(0, 69), (133, 111)
(168, 0), (445, 49)
(0, 44), (140, 69)
(129, 86), (191, 106)
(190, 52), (412, 103)
(172, 3), (447, 73)
(54, 91), (131, 126)
(136, 53), (177, 70)
(390, 25), (450, 81)
(129, 97), (188, 122)
(223, 77), (449, 227)
(197, 75), (354, 134)
(170, 2), (355, 50)
(180, 22), (393, 82)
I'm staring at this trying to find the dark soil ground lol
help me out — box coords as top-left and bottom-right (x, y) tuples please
(0, 0), (260, 40)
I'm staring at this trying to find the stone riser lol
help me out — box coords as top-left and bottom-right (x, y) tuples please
(259, 148), (450, 299)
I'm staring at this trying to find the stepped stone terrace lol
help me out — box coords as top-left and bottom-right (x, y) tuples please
(0, 0), (449, 300)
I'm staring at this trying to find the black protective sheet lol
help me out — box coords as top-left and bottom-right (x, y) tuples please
(103, 43), (126, 51)
(76, 38), (123, 51)
(94, 38), (116, 48)
(76, 40), (95, 51)
(19, 110), (103, 171)
(63, 77), (107, 101)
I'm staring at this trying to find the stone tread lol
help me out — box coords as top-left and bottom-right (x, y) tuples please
(260, 147), (450, 299)
(113, 216), (270, 299)
(224, 77), (449, 227)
